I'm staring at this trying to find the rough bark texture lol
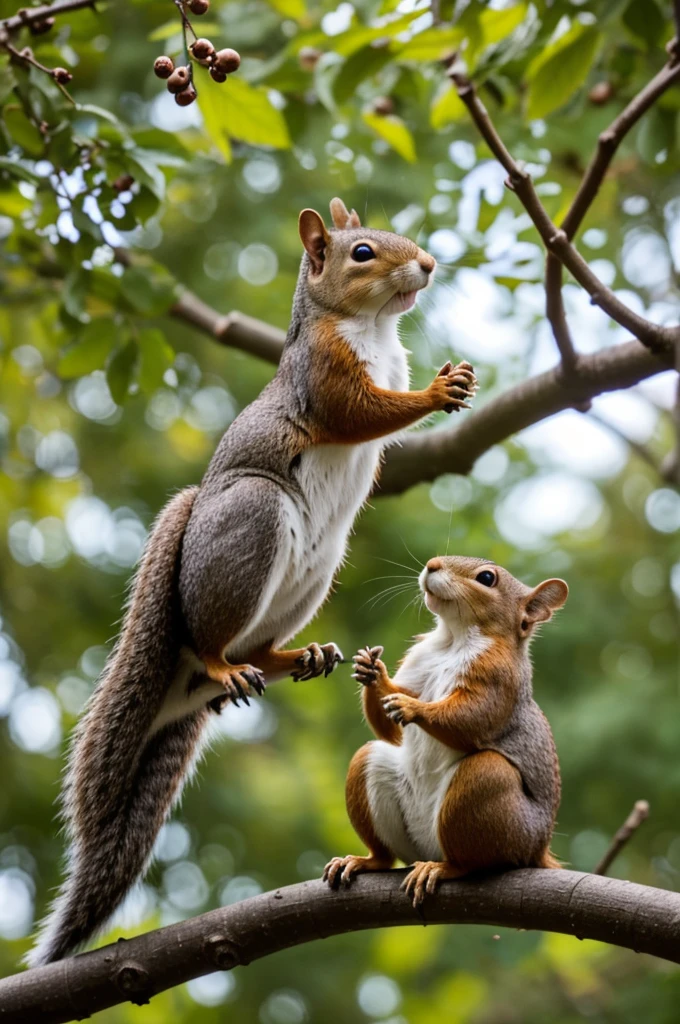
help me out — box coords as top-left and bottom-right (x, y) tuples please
(1, 871), (679, 1023)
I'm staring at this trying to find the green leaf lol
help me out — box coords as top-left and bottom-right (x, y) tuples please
(0, 156), (41, 184)
(479, 2), (527, 46)
(120, 266), (177, 316)
(58, 320), (118, 378)
(71, 207), (104, 242)
(526, 23), (602, 121)
(0, 62), (16, 104)
(265, 0), (305, 18)
(3, 106), (44, 157)
(127, 150), (167, 199)
(430, 84), (467, 130)
(198, 76), (290, 155)
(138, 328), (174, 394)
(398, 26), (464, 61)
(363, 112), (416, 162)
(62, 269), (89, 321)
(106, 339), (138, 405)
(333, 44), (393, 106)
(637, 106), (676, 165)
(148, 20), (219, 41)
(622, 0), (665, 47)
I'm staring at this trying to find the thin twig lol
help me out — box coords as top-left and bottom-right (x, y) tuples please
(594, 800), (650, 876)
(448, 71), (679, 355)
(0, 0), (96, 34)
(545, 57), (680, 367)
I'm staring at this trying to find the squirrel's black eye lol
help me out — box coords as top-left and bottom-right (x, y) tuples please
(352, 244), (376, 263)
(475, 570), (497, 588)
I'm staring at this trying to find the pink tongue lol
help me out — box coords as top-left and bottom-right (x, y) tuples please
(401, 290), (417, 310)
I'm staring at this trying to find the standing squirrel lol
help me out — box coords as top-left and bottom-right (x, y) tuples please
(28, 199), (478, 966)
(324, 556), (568, 906)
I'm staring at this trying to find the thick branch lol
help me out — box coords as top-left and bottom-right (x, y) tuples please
(378, 341), (672, 494)
(0, 0), (96, 33)
(1, 870), (680, 1023)
(449, 73), (679, 355)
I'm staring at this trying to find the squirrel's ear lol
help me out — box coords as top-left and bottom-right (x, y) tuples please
(329, 197), (362, 229)
(521, 579), (569, 631)
(299, 209), (329, 274)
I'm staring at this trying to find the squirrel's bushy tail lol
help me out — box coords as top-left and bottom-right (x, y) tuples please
(26, 486), (208, 968)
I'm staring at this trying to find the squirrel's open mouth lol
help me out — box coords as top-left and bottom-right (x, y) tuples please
(381, 290), (419, 316)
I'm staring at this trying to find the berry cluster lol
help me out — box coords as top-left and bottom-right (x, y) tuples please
(152, 0), (240, 107)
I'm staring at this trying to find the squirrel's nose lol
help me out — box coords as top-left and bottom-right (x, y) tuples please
(427, 557), (443, 573)
(419, 254), (436, 274)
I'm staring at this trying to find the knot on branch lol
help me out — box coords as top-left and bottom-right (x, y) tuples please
(115, 962), (151, 1006)
(547, 229), (569, 251)
(204, 932), (242, 970)
(598, 128), (617, 150)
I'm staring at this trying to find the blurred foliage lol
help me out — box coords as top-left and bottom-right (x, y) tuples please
(0, 0), (679, 1022)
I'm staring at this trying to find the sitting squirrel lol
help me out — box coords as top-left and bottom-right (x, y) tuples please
(28, 199), (478, 966)
(325, 556), (568, 906)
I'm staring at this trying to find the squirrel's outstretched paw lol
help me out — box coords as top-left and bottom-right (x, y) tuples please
(432, 360), (478, 415)
(352, 645), (386, 686)
(292, 641), (343, 681)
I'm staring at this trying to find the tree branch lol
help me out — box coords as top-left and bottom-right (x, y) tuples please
(1, 870), (679, 1023)
(112, 248), (286, 364)
(448, 72), (679, 356)
(378, 341), (672, 494)
(594, 800), (650, 876)
(545, 56), (680, 370)
(0, 0), (97, 34)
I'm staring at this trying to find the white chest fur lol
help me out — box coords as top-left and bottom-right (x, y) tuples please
(368, 623), (491, 862)
(233, 313), (411, 654)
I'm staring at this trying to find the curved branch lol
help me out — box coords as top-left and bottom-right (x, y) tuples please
(545, 55), (680, 367)
(379, 341), (672, 495)
(1, 870), (679, 1023)
(449, 72), (679, 355)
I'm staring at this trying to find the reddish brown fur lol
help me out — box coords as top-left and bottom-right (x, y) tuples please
(307, 320), (462, 446)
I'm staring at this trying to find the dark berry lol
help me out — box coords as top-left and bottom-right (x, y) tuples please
(588, 81), (613, 105)
(372, 96), (394, 116)
(209, 67), (227, 83)
(113, 174), (135, 192)
(191, 38), (215, 62)
(189, 0), (210, 13)
(213, 47), (240, 74)
(53, 67), (73, 85)
(175, 84), (197, 106)
(298, 46), (322, 70)
(154, 55), (175, 79)
(167, 66), (191, 93)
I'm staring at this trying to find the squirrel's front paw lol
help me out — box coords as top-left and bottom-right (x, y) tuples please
(381, 693), (419, 725)
(352, 646), (388, 687)
(428, 360), (478, 414)
(292, 642), (343, 681)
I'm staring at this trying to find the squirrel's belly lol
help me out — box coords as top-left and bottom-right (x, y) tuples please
(231, 443), (382, 653)
(401, 730), (465, 861)
(366, 738), (463, 864)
